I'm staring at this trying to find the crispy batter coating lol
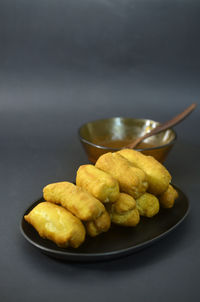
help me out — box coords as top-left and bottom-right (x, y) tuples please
(95, 152), (148, 199)
(159, 184), (179, 208)
(112, 192), (136, 213)
(136, 193), (160, 218)
(118, 149), (171, 195)
(24, 202), (86, 248)
(76, 164), (119, 203)
(107, 193), (140, 227)
(86, 210), (111, 237)
(43, 182), (105, 221)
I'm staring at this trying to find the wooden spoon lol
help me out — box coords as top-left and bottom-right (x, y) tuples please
(124, 103), (197, 149)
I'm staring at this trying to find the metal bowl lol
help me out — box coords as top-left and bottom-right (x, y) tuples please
(78, 117), (177, 163)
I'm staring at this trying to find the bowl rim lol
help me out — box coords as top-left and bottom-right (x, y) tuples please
(78, 117), (177, 152)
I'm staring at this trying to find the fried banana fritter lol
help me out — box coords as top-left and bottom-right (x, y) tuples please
(43, 182), (105, 221)
(159, 184), (178, 208)
(118, 149), (171, 195)
(107, 192), (140, 227)
(86, 210), (111, 237)
(95, 152), (148, 199)
(24, 202), (86, 248)
(76, 164), (119, 203)
(136, 192), (160, 218)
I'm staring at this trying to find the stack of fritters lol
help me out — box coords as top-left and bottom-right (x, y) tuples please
(76, 164), (119, 203)
(117, 149), (171, 195)
(107, 193), (140, 227)
(24, 149), (178, 248)
(24, 202), (86, 248)
(95, 152), (148, 199)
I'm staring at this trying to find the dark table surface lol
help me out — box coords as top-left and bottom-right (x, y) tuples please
(1, 1), (200, 301)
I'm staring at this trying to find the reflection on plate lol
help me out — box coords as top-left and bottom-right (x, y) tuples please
(20, 185), (189, 262)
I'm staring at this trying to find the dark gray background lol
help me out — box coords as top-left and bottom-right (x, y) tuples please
(0, 1), (200, 301)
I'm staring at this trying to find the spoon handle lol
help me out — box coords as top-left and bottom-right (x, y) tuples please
(125, 103), (197, 149)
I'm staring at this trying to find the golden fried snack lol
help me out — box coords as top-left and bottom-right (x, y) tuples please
(43, 182), (105, 221)
(95, 152), (148, 199)
(76, 164), (119, 203)
(24, 202), (86, 248)
(118, 149), (171, 195)
(107, 193), (140, 227)
(136, 193), (160, 218)
(159, 184), (179, 208)
(86, 210), (111, 237)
